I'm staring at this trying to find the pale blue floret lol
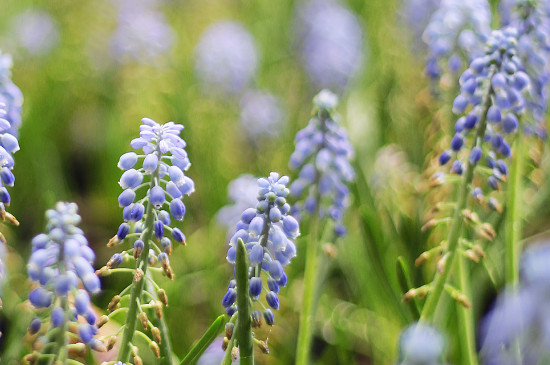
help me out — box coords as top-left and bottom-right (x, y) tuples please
(398, 323), (446, 364)
(112, 118), (194, 258)
(222, 172), (299, 325)
(289, 90), (354, 236)
(27, 202), (101, 346)
(439, 28), (529, 192)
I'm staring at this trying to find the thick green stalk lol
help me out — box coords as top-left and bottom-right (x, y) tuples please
(505, 136), (523, 287)
(118, 153), (161, 362)
(296, 215), (319, 365)
(180, 315), (227, 365)
(420, 69), (494, 322)
(235, 239), (253, 365)
(145, 272), (173, 364)
(457, 255), (479, 365)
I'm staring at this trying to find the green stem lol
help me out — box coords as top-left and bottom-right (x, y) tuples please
(457, 255), (478, 365)
(145, 271), (174, 365)
(420, 68), (495, 322)
(235, 239), (253, 365)
(505, 136), (523, 287)
(180, 315), (227, 365)
(296, 215), (319, 365)
(118, 151), (161, 362)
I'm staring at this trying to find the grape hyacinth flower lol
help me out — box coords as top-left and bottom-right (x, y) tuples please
(480, 243), (550, 364)
(25, 202), (104, 362)
(294, 0), (364, 92)
(101, 117), (194, 362)
(222, 173), (299, 342)
(110, 2), (174, 64)
(400, 0), (441, 52)
(289, 89), (354, 237)
(8, 10), (60, 56)
(0, 103), (20, 220)
(239, 90), (285, 139)
(423, 0), (491, 85)
(439, 28), (529, 196)
(398, 323), (446, 364)
(194, 21), (258, 96)
(0, 51), (23, 136)
(216, 174), (259, 235)
(500, 0), (550, 137)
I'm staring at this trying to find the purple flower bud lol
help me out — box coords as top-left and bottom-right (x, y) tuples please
(265, 291), (279, 310)
(451, 160), (463, 175)
(166, 181), (182, 198)
(222, 288), (237, 307)
(452, 95), (469, 114)
(117, 223), (130, 240)
(267, 277), (279, 293)
(117, 152), (138, 170)
(263, 309), (274, 325)
(118, 189), (136, 207)
(134, 240), (144, 257)
(171, 227), (186, 244)
(0, 167), (14, 186)
(439, 150), (452, 165)
(154, 220), (164, 240)
(51, 307), (64, 327)
(169, 198), (186, 221)
(29, 287), (52, 308)
(150, 186), (165, 208)
(249, 244), (264, 266)
(119, 169), (143, 189)
(469, 147), (482, 164)
(29, 317), (42, 334)
(142, 153), (158, 173)
(249, 277), (262, 297)
(502, 114), (518, 133)
(487, 106), (502, 123)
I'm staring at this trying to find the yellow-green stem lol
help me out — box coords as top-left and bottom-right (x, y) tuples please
(296, 215), (319, 365)
(505, 136), (523, 287)
(457, 255), (478, 365)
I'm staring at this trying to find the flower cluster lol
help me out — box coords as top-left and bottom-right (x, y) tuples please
(0, 51), (23, 136)
(289, 90), (354, 236)
(108, 117), (193, 278)
(400, 0), (441, 52)
(110, 1), (174, 64)
(222, 173), (299, 326)
(0, 102), (19, 214)
(423, 0), (491, 84)
(294, 0), (364, 92)
(194, 21), (258, 96)
(26, 202), (103, 354)
(239, 90), (285, 139)
(439, 28), (529, 195)
(8, 10), (59, 56)
(480, 243), (550, 364)
(500, 0), (550, 137)
(216, 174), (259, 235)
(398, 323), (446, 365)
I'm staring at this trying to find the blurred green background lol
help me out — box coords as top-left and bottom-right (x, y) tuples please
(1, 0), (549, 364)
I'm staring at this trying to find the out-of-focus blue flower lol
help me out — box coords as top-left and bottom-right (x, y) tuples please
(0, 52), (23, 136)
(110, 2), (174, 64)
(400, 0), (441, 52)
(194, 21), (258, 96)
(439, 28), (529, 194)
(423, 0), (491, 83)
(289, 90), (354, 236)
(9, 10), (59, 56)
(500, 0), (550, 137)
(216, 174), (258, 234)
(239, 90), (285, 139)
(27, 202), (103, 350)
(222, 172), (299, 325)
(295, 0), (364, 92)
(480, 243), (550, 364)
(398, 323), (446, 364)
(110, 118), (193, 276)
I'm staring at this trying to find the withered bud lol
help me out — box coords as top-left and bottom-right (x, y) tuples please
(437, 253), (449, 274)
(152, 326), (161, 344)
(5, 212), (19, 226)
(95, 266), (110, 277)
(67, 343), (87, 357)
(231, 347), (239, 361)
(134, 268), (144, 282)
(322, 243), (337, 258)
(251, 310), (262, 328)
(464, 250), (480, 263)
(421, 219), (438, 232)
(222, 337), (230, 351)
(477, 223), (496, 241)
(107, 235), (120, 247)
(461, 209), (479, 224)
(154, 301), (163, 320)
(150, 342), (160, 358)
(139, 312), (148, 330)
(415, 252), (430, 266)
(225, 322), (234, 340)
(257, 340), (270, 354)
(108, 295), (121, 313)
(106, 336), (117, 351)
(97, 315), (109, 328)
(133, 356), (143, 365)
(158, 289), (168, 306)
